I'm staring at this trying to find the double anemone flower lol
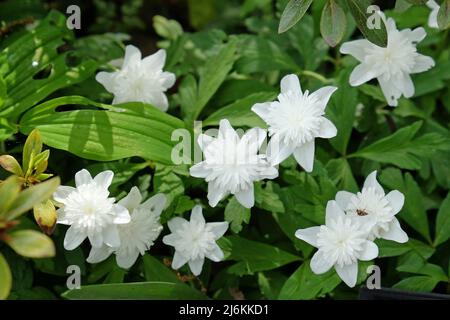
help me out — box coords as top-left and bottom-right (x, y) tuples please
(53, 10), (436, 284)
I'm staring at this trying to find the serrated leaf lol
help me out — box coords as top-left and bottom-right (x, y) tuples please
(434, 192), (450, 246)
(224, 197), (251, 233)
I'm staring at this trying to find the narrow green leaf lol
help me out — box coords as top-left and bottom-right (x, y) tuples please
(142, 255), (180, 283)
(278, 0), (314, 33)
(346, 0), (388, 47)
(434, 192), (450, 246)
(0, 252), (12, 300)
(6, 230), (55, 258)
(62, 282), (208, 300)
(320, 0), (347, 47)
(393, 276), (440, 292)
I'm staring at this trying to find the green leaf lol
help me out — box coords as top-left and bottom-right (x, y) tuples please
(320, 0), (347, 47)
(255, 182), (285, 214)
(234, 35), (299, 74)
(379, 169), (431, 241)
(19, 96), (185, 163)
(0, 252), (12, 300)
(153, 15), (183, 40)
(5, 177), (60, 221)
(393, 276), (441, 292)
(0, 175), (21, 217)
(351, 121), (450, 170)
(203, 92), (276, 127)
(414, 60), (450, 96)
(278, 262), (341, 300)
(142, 255), (180, 283)
(62, 282), (207, 300)
(5, 230), (55, 258)
(326, 158), (358, 192)
(437, 0), (450, 30)
(188, 39), (237, 122)
(278, 0), (314, 33)
(358, 84), (385, 102)
(346, 0), (388, 47)
(327, 69), (358, 155)
(434, 192), (450, 246)
(376, 239), (411, 257)
(22, 129), (42, 176)
(0, 75), (6, 108)
(224, 197), (251, 234)
(218, 236), (300, 275)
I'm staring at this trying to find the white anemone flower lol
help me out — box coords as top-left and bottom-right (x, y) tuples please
(87, 187), (166, 269)
(54, 169), (130, 250)
(189, 119), (278, 208)
(96, 45), (176, 111)
(427, 0), (440, 29)
(295, 201), (378, 287)
(340, 17), (435, 107)
(335, 171), (408, 243)
(162, 205), (228, 276)
(251, 74), (337, 172)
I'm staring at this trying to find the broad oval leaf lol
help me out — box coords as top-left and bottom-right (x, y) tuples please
(19, 96), (185, 164)
(62, 281), (207, 300)
(5, 230), (55, 258)
(278, 0), (314, 33)
(320, 0), (347, 47)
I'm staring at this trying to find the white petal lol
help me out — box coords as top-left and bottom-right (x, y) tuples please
(141, 193), (166, 216)
(207, 182), (228, 207)
(116, 249), (140, 269)
(325, 200), (346, 225)
(311, 86), (337, 111)
(189, 162), (209, 178)
(335, 191), (355, 211)
(407, 27), (427, 43)
(95, 72), (116, 92)
(359, 241), (379, 261)
(102, 225), (121, 248)
(75, 169), (92, 187)
(162, 233), (178, 246)
(218, 119), (238, 141)
(385, 190), (404, 215)
(317, 118), (337, 139)
(241, 127), (266, 150)
(259, 165), (279, 180)
(378, 75), (402, 107)
(87, 245), (112, 264)
(280, 74), (301, 95)
(123, 45), (142, 68)
(190, 205), (205, 226)
(294, 226), (321, 247)
(267, 138), (295, 166)
(397, 73), (415, 98)
(160, 71), (176, 89)
(53, 186), (75, 203)
(385, 17), (397, 33)
(56, 208), (69, 225)
(363, 171), (384, 196)
(88, 231), (103, 248)
(142, 49), (166, 70)
(197, 133), (215, 151)
(207, 222), (229, 239)
(118, 186), (142, 212)
(188, 258), (205, 276)
(172, 251), (189, 269)
(207, 244), (225, 262)
(251, 102), (272, 122)
(379, 218), (408, 243)
(349, 63), (380, 86)
(149, 92), (169, 112)
(234, 186), (255, 209)
(310, 250), (334, 274)
(64, 226), (86, 250)
(293, 140), (315, 172)
(112, 204), (131, 224)
(167, 217), (188, 233)
(335, 262), (358, 287)
(340, 39), (372, 61)
(93, 170), (114, 189)
(412, 55), (435, 73)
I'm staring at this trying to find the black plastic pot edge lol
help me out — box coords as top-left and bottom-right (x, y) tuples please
(359, 286), (450, 300)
